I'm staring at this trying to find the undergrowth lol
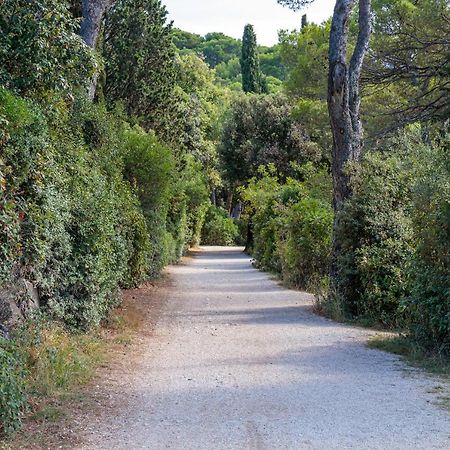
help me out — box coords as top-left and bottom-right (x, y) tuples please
(368, 335), (450, 377)
(0, 315), (104, 438)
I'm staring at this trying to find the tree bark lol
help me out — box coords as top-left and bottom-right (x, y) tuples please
(80, 0), (113, 49)
(244, 216), (254, 254)
(211, 189), (217, 207)
(80, 0), (114, 98)
(226, 188), (234, 216)
(328, 0), (372, 281)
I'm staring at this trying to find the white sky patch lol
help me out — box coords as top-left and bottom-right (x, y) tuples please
(164, 0), (334, 46)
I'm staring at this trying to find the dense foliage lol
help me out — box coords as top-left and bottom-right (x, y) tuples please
(173, 28), (286, 92)
(201, 206), (239, 246)
(365, 0), (450, 129)
(239, 0), (450, 355)
(104, 0), (178, 139)
(0, 0), (95, 96)
(0, 0), (214, 435)
(219, 94), (322, 188)
(406, 134), (449, 354)
(240, 165), (333, 292)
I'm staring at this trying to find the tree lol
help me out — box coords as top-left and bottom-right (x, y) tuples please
(80, 0), (115, 48)
(301, 14), (308, 29)
(219, 94), (321, 187)
(175, 53), (227, 191)
(203, 33), (242, 67)
(363, 0), (450, 132)
(0, 0), (95, 96)
(240, 24), (265, 93)
(280, 22), (333, 152)
(279, 0), (373, 289)
(104, 0), (178, 140)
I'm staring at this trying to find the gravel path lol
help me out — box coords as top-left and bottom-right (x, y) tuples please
(80, 246), (449, 450)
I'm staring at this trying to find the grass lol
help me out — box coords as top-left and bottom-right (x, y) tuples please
(30, 405), (65, 423)
(0, 319), (106, 440)
(0, 284), (156, 447)
(368, 334), (450, 377)
(368, 334), (450, 412)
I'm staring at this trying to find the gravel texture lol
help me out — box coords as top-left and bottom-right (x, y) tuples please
(79, 246), (450, 450)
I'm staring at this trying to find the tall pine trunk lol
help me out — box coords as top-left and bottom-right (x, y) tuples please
(80, 0), (114, 98)
(328, 0), (372, 286)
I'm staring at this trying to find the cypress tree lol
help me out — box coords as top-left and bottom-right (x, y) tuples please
(301, 14), (308, 30)
(240, 24), (263, 93)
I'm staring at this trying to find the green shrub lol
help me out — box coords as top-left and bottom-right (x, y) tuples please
(0, 0), (95, 96)
(241, 164), (332, 291)
(332, 149), (415, 327)
(278, 196), (333, 290)
(406, 136), (450, 355)
(183, 157), (210, 247)
(201, 206), (239, 246)
(0, 343), (26, 436)
(253, 203), (280, 272)
(0, 90), (160, 329)
(239, 165), (281, 269)
(122, 125), (175, 276)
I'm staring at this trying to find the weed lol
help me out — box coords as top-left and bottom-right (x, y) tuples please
(368, 335), (450, 377)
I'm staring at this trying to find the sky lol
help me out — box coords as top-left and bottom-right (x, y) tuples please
(164, 0), (334, 46)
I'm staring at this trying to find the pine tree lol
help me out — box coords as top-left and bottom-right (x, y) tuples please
(240, 24), (263, 93)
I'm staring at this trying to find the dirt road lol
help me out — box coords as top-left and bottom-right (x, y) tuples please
(79, 246), (449, 449)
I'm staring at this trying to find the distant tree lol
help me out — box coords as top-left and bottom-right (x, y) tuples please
(220, 94), (321, 187)
(201, 34), (242, 67)
(301, 14), (308, 29)
(280, 22), (330, 100)
(240, 24), (266, 93)
(172, 29), (204, 51)
(259, 45), (287, 81)
(279, 22), (333, 151)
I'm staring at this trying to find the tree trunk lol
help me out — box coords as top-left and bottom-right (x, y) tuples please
(80, 0), (112, 48)
(226, 188), (234, 216)
(244, 217), (254, 254)
(328, 0), (372, 282)
(80, 0), (114, 98)
(211, 189), (217, 207)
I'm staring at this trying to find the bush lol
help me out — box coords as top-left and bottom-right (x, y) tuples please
(333, 149), (415, 327)
(0, 343), (26, 436)
(0, 0), (95, 96)
(278, 196), (333, 290)
(406, 136), (450, 355)
(183, 157), (210, 248)
(0, 90), (159, 329)
(122, 125), (175, 277)
(329, 129), (449, 345)
(241, 164), (333, 292)
(252, 200), (280, 272)
(201, 206), (239, 246)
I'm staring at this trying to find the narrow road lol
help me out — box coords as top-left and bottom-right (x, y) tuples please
(80, 247), (449, 450)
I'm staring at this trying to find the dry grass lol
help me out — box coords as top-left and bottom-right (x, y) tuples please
(2, 276), (170, 449)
